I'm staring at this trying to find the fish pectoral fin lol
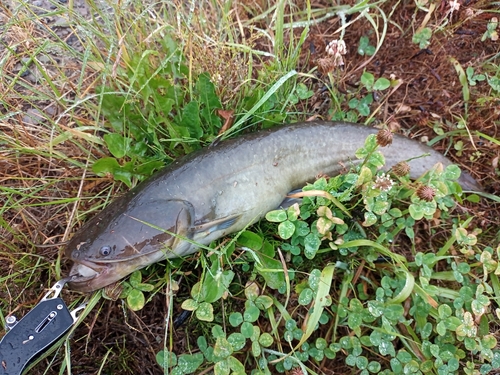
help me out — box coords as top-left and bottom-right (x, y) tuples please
(193, 215), (241, 236)
(279, 188), (303, 209)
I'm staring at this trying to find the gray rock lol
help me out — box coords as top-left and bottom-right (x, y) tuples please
(22, 108), (46, 125)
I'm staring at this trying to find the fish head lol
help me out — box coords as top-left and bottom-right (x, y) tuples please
(66, 198), (195, 292)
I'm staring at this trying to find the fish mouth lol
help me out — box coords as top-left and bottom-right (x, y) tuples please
(67, 245), (181, 292)
(68, 259), (114, 292)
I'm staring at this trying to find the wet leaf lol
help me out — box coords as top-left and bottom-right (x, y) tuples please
(304, 233), (321, 259)
(317, 217), (333, 234)
(104, 133), (130, 158)
(243, 305), (260, 323)
(363, 211), (377, 226)
(127, 289), (145, 311)
(258, 332), (273, 347)
(255, 295), (273, 310)
(180, 100), (202, 139)
(298, 287), (314, 305)
(227, 333), (246, 351)
(175, 353), (204, 374)
(229, 312), (243, 327)
(156, 350), (177, 369)
(227, 355), (246, 373)
(373, 77), (390, 90)
(245, 281), (260, 301)
(195, 302), (214, 322)
(214, 360), (230, 375)
(240, 322), (254, 338)
(265, 209), (287, 222)
(278, 220), (295, 239)
(237, 230), (263, 251)
(181, 299), (198, 311)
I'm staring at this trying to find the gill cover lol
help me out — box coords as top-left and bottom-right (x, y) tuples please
(68, 199), (196, 264)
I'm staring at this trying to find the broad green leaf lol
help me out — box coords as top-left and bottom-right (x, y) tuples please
(176, 353), (204, 374)
(308, 269), (322, 291)
(181, 299), (198, 311)
(278, 220), (295, 239)
(373, 77), (390, 91)
(240, 322), (254, 338)
(195, 302), (214, 322)
(255, 295), (273, 310)
(258, 332), (273, 347)
(361, 71), (375, 89)
(358, 36), (375, 56)
(196, 73), (221, 108)
(129, 271), (142, 287)
(156, 350), (177, 369)
(409, 204), (424, 220)
(237, 231), (263, 251)
(304, 233), (321, 259)
(214, 337), (233, 358)
(265, 209), (287, 222)
(227, 356), (246, 373)
(127, 289), (145, 311)
(203, 269), (235, 303)
(227, 333), (246, 351)
(214, 360), (230, 375)
(229, 312), (243, 327)
(136, 283), (155, 292)
(298, 288), (313, 305)
(251, 340), (261, 357)
(180, 101), (202, 139)
(255, 257), (285, 290)
(92, 157), (120, 174)
(104, 133), (130, 158)
(367, 361), (381, 373)
(243, 305), (260, 323)
(482, 335), (497, 349)
(363, 211), (377, 226)
(294, 264), (335, 350)
(367, 151), (385, 168)
(92, 157), (133, 187)
(245, 282), (260, 301)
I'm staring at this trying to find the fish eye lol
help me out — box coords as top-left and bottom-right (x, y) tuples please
(100, 246), (112, 256)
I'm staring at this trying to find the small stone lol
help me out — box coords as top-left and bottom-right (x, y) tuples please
(37, 54), (51, 64)
(20, 68), (31, 78)
(22, 108), (46, 126)
(25, 71), (40, 84)
(45, 106), (57, 117)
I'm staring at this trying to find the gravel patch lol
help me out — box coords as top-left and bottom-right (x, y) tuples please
(0, 0), (102, 126)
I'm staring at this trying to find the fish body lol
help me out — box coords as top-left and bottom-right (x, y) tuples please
(67, 121), (479, 291)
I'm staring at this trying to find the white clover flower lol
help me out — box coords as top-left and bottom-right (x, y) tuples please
(325, 40), (347, 67)
(373, 173), (395, 192)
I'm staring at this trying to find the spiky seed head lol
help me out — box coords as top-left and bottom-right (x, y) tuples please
(417, 185), (436, 202)
(317, 57), (336, 74)
(376, 128), (393, 147)
(392, 161), (410, 177)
